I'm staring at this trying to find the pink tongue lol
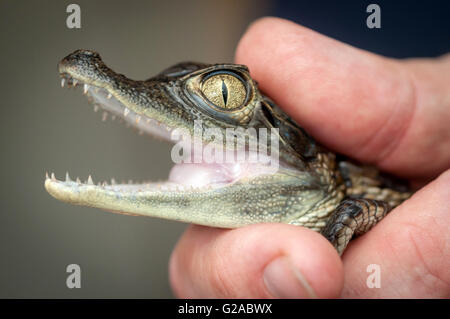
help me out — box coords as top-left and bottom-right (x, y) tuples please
(168, 163), (242, 187)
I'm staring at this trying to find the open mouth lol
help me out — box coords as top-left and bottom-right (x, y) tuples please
(45, 73), (279, 201)
(44, 50), (314, 228)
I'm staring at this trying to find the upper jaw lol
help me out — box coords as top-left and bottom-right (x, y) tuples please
(57, 50), (257, 150)
(59, 50), (181, 141)
(62, 72), (176, 142)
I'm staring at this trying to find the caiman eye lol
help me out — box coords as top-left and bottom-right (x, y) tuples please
(201, 73), (246, 110)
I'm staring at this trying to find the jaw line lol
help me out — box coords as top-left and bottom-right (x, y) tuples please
(60, 72), (175, 141)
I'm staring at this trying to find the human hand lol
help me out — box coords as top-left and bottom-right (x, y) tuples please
(169, 18), (450, 298)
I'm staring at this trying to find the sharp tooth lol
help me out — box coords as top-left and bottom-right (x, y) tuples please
(111, 178), (117, 185)
(83, 84), (89, 94)
(102, 181), (108, 187)
(51, 172), (56, 181)
(61, 78), (65, 87)
(107, 93), (112, 99)
(87, 175), (94, 185)
(65, 172), (72, 182)
(45, 172), (49, 180)
(102, 111), (108, 121)
(76, 177), (81, 183)
(124, 108), (130, 117)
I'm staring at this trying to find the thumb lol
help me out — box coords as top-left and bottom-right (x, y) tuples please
(169, 224), (343, 298)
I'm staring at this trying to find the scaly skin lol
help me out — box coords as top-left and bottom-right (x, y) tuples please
(45, 50), (411, 254)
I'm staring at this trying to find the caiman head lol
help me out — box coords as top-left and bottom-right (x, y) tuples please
(45, 49), (333, 228)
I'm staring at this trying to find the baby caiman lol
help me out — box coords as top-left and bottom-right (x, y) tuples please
(45, 49), (411, 255)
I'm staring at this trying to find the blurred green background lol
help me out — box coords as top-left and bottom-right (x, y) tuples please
(0, 0), (269, 298)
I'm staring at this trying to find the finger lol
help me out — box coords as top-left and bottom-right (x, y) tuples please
(341, 169), (450, 298)
(169, 223), (343, 298)
(235, 17), (450, 180)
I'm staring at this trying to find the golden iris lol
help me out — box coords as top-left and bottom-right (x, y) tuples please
(201, 74), (246, 109)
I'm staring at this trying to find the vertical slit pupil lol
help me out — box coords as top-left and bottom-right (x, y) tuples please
(221, 80), (228, 106)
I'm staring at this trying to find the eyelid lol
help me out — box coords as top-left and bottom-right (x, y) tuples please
(202, 70), (246, 82)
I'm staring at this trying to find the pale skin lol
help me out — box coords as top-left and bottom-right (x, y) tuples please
(169, 17), (450, 298)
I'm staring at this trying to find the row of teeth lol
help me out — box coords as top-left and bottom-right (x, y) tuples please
(46, 171), (142, 186)
(45, 172), (217, 192)
(60, 76), (172, 132)
(61, 77), (112, 99)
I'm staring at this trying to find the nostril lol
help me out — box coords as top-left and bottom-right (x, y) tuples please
(65, 49), (100, 61)
(77, 49), (99, 58)
(80, 49), (95, 56)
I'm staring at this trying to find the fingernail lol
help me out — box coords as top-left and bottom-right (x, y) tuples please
(263, 256), (317, 298)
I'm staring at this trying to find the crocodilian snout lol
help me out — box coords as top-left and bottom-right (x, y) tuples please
(58, 49), (113, 87)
